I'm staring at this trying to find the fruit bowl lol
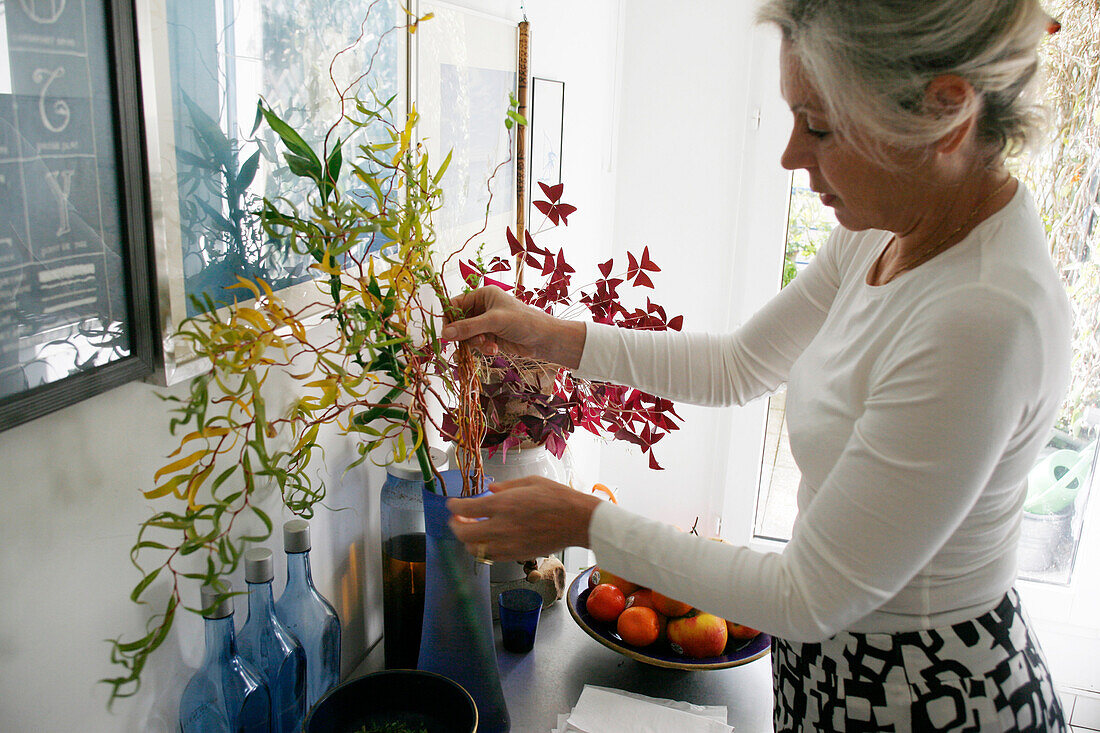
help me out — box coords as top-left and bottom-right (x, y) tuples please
(566, 568), (771, 670)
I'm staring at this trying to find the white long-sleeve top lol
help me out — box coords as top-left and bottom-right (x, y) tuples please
(578, 184), (1072, 641)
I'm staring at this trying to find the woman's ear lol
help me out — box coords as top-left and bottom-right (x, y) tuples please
(925, 74), (978, 155)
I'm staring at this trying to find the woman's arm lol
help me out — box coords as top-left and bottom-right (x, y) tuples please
(451, 285), (1064, 642)
(572, 235), (840, 406)
(444, 231), (843, 407)
(587, 288), (1060, 641)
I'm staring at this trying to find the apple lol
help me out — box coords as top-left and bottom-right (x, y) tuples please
(667, 611), (728, 658)
(726, 620), (760, 640)
(650, 590), (693, 618)
(588, 566), (640, 596)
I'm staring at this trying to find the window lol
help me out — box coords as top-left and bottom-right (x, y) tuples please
(752, 168), (834, 543)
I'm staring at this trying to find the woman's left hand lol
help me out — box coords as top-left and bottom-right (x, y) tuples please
(447, 476), (602, 561)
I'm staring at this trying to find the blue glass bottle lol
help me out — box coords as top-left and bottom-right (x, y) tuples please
(178, 582), (272, 733)
(238, 548), (307, 733)
(274, 519), (341, 708)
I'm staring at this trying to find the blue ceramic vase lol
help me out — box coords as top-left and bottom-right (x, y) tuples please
(417, 470), (509, 733)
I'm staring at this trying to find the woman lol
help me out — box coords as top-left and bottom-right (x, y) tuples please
(443, 1), (1072, 730)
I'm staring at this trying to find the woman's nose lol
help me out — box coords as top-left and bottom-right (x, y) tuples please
(780, 128), (812, 172)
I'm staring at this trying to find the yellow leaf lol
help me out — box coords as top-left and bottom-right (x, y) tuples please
(392, 106), (417, 164)
(293, 424), (320, 454)
(311, 255), (342, 277)
(143, 474), (187, 500)
(185, 464), (214, 511)
(234, 306), (270, 332)
(227, 276), (262, 301)
(166, 426), (231, 457)
(154, 450), (207, 483)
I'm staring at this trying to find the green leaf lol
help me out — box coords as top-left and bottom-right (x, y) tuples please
(284, 152), (322, 181)
(182, 93), (233, 171)
(260, 101), (322, 176)
(250, 99), (264, 136)
(234, 149), (261, 197)
(175, 149), (219, 171)
(196, 199), (234, 233)
(241, 506), (273, 542)
(432, 149), (453, 186)
(129, 567), (161, 603)
(145, 518), (190, 530)
(326, 137), (344, 185)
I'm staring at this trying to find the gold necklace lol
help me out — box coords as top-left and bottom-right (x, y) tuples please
(877, 175), (1014, 283)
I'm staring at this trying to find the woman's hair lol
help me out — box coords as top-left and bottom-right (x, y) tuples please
(756, 0), (1051, 159)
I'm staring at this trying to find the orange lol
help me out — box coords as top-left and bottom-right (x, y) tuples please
(625, 588), (657, 611)
(588, 567), (640, 596)
(651, 590), (693, 618)
(586, 583), (627, 624)
(616, 606), (660, 647)
(726, 620), (761, 640)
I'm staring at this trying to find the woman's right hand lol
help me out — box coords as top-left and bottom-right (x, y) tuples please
(441, 286), (586, 369)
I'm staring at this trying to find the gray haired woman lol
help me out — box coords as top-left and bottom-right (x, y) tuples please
(444, 1), (1071, 729)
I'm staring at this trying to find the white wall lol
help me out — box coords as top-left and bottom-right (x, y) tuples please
(596, 1), (791, 537)
(0, 372), (384, 731)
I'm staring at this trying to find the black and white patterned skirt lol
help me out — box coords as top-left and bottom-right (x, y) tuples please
(771, 589), (1066, 732)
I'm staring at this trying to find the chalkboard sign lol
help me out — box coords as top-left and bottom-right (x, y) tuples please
(0, 0), (155, 431)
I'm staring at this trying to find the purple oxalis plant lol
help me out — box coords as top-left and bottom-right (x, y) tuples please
(443, 182), (684, 470)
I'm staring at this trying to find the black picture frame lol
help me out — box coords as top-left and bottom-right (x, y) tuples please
(528, 76), (564, 192)
(0, 0), (156, 432)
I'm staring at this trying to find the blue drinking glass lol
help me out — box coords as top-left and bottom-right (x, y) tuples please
(498, 588), (543, 653)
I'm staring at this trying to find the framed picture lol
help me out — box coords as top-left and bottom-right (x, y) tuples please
(0, 0), (157, 431)
(528, 77), (564, 194)
(415, 1), (518, 262)
(135, 0), (407, 384)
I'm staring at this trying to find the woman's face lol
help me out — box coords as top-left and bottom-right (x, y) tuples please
(778, 46), (921, 234)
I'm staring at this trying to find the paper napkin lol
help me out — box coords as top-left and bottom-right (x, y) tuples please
(554, 685), (733, 733)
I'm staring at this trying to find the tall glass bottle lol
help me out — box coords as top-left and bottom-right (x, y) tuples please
(380, 447), (445, 669)
(238, 548), (307, 733)
(274, 519), (341, 708)
(178, 582), (272, 733)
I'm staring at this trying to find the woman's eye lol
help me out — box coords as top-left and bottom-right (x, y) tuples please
(795, 113), (831, 139)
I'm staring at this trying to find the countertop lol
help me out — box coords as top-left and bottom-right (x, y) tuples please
(356, 578), (776, 732)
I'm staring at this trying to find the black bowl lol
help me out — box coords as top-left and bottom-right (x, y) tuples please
(304, 669), (477, 733)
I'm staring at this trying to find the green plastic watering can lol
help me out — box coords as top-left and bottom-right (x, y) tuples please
(1024, 440), (1096, 515)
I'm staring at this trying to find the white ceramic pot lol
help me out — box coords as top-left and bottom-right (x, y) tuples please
(449, 443), (568, 581)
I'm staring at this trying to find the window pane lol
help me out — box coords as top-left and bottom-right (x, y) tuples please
(753, 170), (835, 542)
(164, 0), (401, 316)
